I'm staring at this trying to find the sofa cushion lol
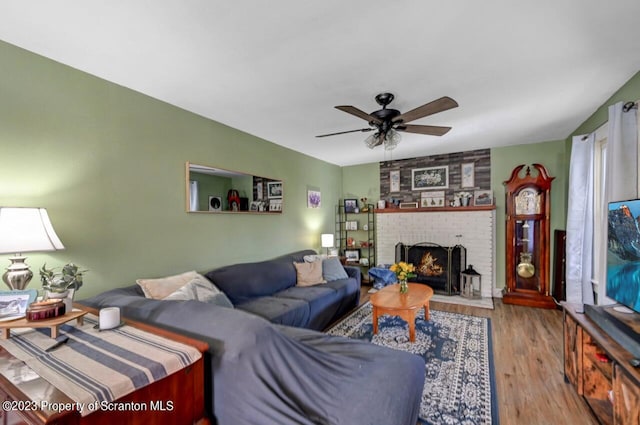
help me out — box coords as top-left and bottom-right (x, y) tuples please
(136, 270), (201, 299)
(164, 275), (234, 308)
(273, 285), (343, 330)
(235, 296), (310, 327)
(205, 250), (317, 305)
(205, 260), (295, 305)
(322, 257), (349, 282)
(293, 260), (326, 287)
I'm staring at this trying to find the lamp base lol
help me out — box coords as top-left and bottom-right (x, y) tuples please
(2, 255), (34, 290)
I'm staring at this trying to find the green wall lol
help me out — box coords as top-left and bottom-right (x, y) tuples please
(342, 163), (380, 206)
(0, 40), (342, 297)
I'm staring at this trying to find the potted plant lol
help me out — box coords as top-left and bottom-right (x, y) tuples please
(39, 263), (87, 307)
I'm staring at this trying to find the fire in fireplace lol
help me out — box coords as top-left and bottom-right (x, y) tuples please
(395, 242), (466, 295)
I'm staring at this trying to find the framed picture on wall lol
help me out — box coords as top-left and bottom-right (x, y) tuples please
(474, 190), (493, 206)
(256, 182), (263, 200)
(267, 181), (283, 199)
(307, 190), (321, 208)
(461, 162), (475, 188)
(390, 170), (400, 192)
(411, 166), (449, 190)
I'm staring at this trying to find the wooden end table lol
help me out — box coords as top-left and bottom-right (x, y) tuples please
(370, 283), (434, 342)
(0, 305), (210, 424)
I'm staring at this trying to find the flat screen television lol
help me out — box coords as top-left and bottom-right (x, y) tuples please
(607, 199), (640, 313)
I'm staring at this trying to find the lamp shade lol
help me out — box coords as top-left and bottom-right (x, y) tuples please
(321, 233), (334, 248)
(0, 207), (65, 254)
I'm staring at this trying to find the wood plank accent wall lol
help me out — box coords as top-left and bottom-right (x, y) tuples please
(379, 148), (491, 203)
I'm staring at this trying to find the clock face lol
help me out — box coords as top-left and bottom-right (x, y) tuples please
(515, 188), (541, 215)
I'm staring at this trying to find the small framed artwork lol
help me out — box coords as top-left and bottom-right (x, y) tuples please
(461, 163), (475, 188)
(208, 196), (222, 211)
(344, 198), (358, 213)
(0, 289), (37, 321)
(267, 181), (283, 199)
(411, 166), (449, 190)
(345, 221), (358, 230)
(344, 248), (361, 263)
(307, 190), (321, 208)
(399, 202), (419, 209)
(250, 201), (265, 212)
(269, 199), (282, 212)
(390, 170), (400, 192)
(474, 190), (494, 206)
(421, 190), (445, 207)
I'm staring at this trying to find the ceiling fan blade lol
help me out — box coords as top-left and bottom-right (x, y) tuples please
(335, 106), (383, 124)
(316, 128), (374, 138)
(392, 96), (458, 124)
(397, 124), (452, 136)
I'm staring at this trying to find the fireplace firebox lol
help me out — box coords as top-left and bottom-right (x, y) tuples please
(395, 242), (466, 295)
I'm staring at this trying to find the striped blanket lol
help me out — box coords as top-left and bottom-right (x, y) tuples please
(0, 313), (201, 416)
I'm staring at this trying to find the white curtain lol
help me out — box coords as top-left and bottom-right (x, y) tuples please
(606, 101), (638, 202)
(189, 180), (199, 212)
(566, 134), (595, 304)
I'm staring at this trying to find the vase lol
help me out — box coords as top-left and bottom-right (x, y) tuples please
(45, 289), (74, 313)
(399, 280), (409, 294)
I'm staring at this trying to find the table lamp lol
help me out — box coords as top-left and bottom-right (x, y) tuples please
(0, 207), (65, 290)
(321, 233), (334, 255)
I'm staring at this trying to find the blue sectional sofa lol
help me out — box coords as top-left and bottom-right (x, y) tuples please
(205, 249), (360, 330)
(79, 250), (425, 425)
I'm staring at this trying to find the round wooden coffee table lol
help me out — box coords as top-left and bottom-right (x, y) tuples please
(370, 283), (434, 342)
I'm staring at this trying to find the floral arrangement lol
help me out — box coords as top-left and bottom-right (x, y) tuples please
(40, 263), (87, 293)
(389, 261), (416, 282)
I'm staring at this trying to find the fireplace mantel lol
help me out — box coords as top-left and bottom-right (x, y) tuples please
(375, 205), (495, 214)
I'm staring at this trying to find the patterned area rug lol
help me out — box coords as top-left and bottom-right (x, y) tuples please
(327, 302), (498, 425)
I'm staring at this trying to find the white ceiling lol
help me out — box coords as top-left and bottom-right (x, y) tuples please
(1, 1), (639, 166)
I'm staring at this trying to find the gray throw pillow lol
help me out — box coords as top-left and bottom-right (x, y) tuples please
(322, 257), (349, 282)
(164, 275), (234, 308)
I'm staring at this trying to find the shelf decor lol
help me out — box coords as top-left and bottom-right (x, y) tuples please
(344, 199), (358, 213)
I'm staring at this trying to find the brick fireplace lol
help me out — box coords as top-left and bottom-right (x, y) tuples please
(376, 208), (496, 298)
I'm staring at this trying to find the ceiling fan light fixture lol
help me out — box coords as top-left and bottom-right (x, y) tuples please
(364, 132), (380, 149)
(383, 129), (401, 151)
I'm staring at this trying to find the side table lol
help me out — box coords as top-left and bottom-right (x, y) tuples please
(0, 305), (210, 424)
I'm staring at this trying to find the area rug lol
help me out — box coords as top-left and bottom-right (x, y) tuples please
(327, 302), (498, 425)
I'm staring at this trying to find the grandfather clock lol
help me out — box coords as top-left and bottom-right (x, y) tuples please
(503, 164), (556, 308)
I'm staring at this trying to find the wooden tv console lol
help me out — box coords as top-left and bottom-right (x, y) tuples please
(563, 303), (640, 424)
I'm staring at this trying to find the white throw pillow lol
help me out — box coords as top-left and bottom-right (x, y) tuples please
(164, 275), (234, 308)
(136, 270), (201, 299)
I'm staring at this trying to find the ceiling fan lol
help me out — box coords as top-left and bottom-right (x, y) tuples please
(316, 93), (458, 150)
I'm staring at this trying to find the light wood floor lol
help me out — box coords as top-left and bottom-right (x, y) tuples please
(359, 287), (599, 425)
